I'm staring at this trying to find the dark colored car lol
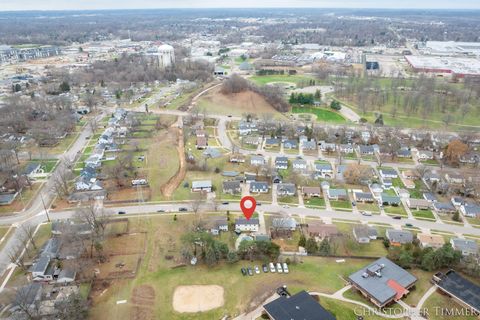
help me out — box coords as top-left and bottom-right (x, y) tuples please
(247, 267), (254, 276)
(257, 202), (262, 206)
(262, 264), (268, 273)
(117, 211), (126, 215)
(222, 202), (229, 205)
(157, 209), (165, 212)
(352, 201), (356, 206)
(241, 268), (247, 276)
(392, 216), (402, 220)
(405, 223), (413, 227)
(179, 207), (188, 212)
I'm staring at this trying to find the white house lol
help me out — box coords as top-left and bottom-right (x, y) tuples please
(235, 218), (259, 232)
(191, 180), (212, 192)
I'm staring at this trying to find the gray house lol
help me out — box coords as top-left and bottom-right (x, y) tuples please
(250, 181), (269, 193)
(450, 238), (478, 256)
(277, 183), (296, 196)
(223, 181), (241, 195)
(348, 257), (417, 307)
(386, 229), (414, 246)
(353, 226), (378, 243)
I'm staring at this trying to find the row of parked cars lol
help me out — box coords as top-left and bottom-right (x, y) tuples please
(241, 262), (289, 276)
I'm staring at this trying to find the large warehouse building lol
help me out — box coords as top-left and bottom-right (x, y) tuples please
(425, 41), (480, 56)
(405, 55), (480, 78)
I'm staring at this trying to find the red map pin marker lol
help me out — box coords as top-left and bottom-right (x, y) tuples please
(240, 196), (256, 220)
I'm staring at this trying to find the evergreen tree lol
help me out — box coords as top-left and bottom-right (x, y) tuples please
(305, 238), (318, 254)
(298, 234), (306, 247)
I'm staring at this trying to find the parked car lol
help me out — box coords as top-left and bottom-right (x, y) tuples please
(179, 207), (188, 212)
(282, 263), (289, 274)
(361, 211), (372, 216)
(269, 262), (276, 273)
(276, 263), (283, 273)
(247, 267), (254, 276)
(262, 264), (268, 273)
(392, 216), (402, 220)
(352, 201), (356, 207)
(157, 209), (165, 212)
(254, 265), (260, 274)
(241, 268), (247, 276)
(282, 205), (290, 209)
(222, 202), (229, 205)
(117, 211), (126, 215)
(405, 223), (413, 227)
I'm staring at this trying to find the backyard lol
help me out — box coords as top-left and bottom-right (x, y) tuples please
(88, 215), (384, 320)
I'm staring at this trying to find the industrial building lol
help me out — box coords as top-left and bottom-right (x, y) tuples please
(405, 55), (480, 78)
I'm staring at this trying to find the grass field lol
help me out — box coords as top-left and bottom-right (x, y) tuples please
(249, 75), (316, 86)
(292, 106), (346, 124)
(197, 87), (284, 118)
(331, 77), (480, 130)
(88, 215), (378, 320)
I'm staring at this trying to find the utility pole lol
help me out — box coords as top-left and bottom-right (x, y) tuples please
(40, 192), (50, 222)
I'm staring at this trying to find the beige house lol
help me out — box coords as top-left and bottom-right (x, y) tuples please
(417, 233), (445, 249)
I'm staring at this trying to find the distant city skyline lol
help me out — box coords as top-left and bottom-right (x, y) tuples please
(1, 0), (480, 11)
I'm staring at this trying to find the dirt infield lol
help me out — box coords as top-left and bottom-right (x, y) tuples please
(172, 285), (224, 313)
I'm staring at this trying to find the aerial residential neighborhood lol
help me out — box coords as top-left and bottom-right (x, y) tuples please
(0, 2), (480, 320)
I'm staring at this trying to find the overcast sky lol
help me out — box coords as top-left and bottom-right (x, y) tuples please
(1, 0), (480, 11)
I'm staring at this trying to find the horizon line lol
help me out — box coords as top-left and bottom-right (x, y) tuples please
(1, 7), (480, 12)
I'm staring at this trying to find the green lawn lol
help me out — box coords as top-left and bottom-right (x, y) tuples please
(292, 106), (346, 124)
(412, 210), (436, 220)
(249, 75), (316, 86)
(384, 205), (408, 216)
(330, 200), (352, 210)
(357, 203), (380, 213)
(304, 197), (326, 208)
(422, 291), (478, 320)
(278, 195), (298, 205)
(319, 296), (387, 320)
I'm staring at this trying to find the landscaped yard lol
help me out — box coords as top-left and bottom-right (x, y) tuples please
(292, 106), (346, 124)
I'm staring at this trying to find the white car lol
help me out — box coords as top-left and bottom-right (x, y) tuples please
(361, 211), (372, 216)
(282, 262), (289, 273)
(254, 265), (260, 274)
(276, 262), (283, 273)
(282, 205), (290, 208)
(269, 262), (276, 273)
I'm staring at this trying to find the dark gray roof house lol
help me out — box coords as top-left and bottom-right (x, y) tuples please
(263, 290), (336, 320)
(433, 270), (480, 314)
(386, 229), (414, 245)
(250, 181), (269, 193)
(277, 183), (296, 196)
(348, 257), (417, 307)
(380, 194), (401, 206)
(450, 238), (478, 256)
(223, 181), (241, 195)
